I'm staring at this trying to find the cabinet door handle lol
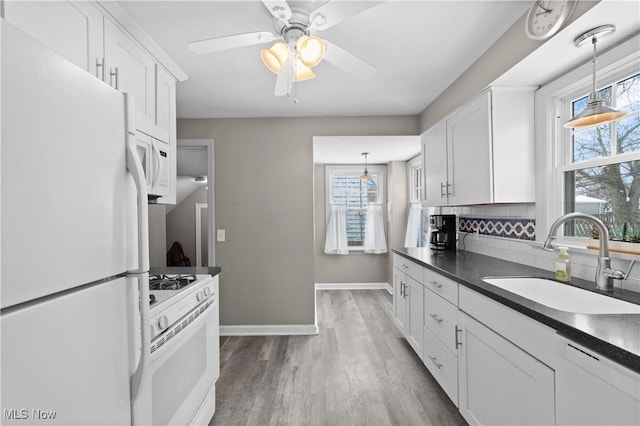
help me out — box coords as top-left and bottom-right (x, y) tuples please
(403, 282), (408, 299)
(455, 325), (462, 349)
(445, 182), (452, 197)
(96, 58), (105, 81)
(428, 356), (443, 369)
(440, 182), (446, 198)
(429, 313), (443, 323)
(110, 67), (119, 90)
(429, 280), (443, 289)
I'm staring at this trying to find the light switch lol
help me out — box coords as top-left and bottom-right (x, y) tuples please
(216, 229), (225, 242)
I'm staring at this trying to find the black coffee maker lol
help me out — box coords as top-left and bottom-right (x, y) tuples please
(429, 214), (457, 251)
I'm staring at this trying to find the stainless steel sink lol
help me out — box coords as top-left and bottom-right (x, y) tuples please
(482, 277), (640, 314)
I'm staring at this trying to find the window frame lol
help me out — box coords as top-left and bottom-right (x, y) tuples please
(535, 35), (640, 252)
(407, 154), (423, 203)
(325, 164), (386, 251)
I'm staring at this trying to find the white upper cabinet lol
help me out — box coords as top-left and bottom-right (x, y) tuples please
(103, 18), (156, 136)
(422, 87), (535, 206)
(3, 0), (104, 77)
(155, 64), (175, 143)
(423, 121), (449, 206)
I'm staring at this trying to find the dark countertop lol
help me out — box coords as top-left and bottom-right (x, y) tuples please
(150, 266), (221, 277)
(393, 247), (640, 373)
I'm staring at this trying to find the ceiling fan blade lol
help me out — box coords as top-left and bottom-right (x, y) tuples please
(188, 31), (279, 55)
(274, 57), (294, 97)
(322, 40), (376, 80)
(261, 0), (292, 22)
(309, 1), (384, 31)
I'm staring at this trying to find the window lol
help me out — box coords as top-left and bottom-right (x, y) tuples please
(561, 72), (640, 240)
(536, 35), (640, 249)
(326, 165), (385, 249)
(408, 155), (423, 202)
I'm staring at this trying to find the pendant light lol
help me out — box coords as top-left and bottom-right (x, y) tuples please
(360, 152), (372, 181)
(565, 25), (628, 129)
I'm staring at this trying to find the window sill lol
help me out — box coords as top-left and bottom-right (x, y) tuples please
(530, 239), (640, 261)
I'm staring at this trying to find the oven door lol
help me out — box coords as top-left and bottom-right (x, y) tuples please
(134, 293), (219, 426)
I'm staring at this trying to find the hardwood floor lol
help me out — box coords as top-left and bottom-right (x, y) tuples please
(211, 290), (467, 426)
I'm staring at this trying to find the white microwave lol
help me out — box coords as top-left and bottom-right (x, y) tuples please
(134, 130), (169, 199)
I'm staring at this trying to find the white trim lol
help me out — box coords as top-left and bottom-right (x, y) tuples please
(220, 324), (319, 336)
(315, 282), (392, 293)
(178, 139), (215, 266)
(195, 203), (207, 266)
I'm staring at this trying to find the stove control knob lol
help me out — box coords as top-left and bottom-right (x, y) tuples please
(157, 315), (169, 330)
(196, 291), (204, 302)
(203, 287), (211, 297)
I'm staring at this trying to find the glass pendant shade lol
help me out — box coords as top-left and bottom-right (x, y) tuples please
(297, 36), (325, 67)
(293, 59), (315, 81)
(360, 152), (372, 180)
(261, 42), (288, 74)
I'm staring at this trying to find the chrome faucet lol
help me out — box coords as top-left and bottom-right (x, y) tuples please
(543, 212), (635, 292)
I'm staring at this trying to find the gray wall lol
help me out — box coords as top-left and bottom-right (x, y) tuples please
(177, 116), (418, 326)
(419, 0), (599, 132)
(166, 185), (207, 266)
(149, 204), (167, 267)
(387, 161), (408, 287)
(313, 164), (388, 284)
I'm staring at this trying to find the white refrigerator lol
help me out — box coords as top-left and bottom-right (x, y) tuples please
(1, 21), (151, 425)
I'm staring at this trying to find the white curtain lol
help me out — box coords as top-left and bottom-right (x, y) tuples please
(364, 204), (387, 254)
(404, 202), (422, 247)
(324, 204), (349, 255)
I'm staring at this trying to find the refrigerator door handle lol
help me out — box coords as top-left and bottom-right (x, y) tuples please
(129, 272), (151, 407)
(124, 94), (149, 273)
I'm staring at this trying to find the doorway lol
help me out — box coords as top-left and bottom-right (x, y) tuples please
(161, 139), (215, 267)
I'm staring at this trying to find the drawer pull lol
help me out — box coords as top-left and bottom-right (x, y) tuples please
(429, 313), (443, 323)
(429, 356), (443, 369)
(402, 264), (408, 269)
(429, 281), (443, 289)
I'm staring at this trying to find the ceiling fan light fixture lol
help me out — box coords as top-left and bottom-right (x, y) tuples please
(261, 42), (289, 74)
(564, 25), (628, 129)
(297, 35), (325, 68)
(293, 59), (316, 81)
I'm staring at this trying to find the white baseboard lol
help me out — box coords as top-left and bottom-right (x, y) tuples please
(220, 324), (319, 336)
(315, 282), (392, 294)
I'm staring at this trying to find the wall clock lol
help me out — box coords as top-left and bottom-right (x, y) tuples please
(525, 1), (578, 41)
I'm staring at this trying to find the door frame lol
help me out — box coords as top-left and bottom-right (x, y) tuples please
(177, 139), (215, 266)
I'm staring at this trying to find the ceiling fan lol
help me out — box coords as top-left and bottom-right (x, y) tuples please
(187, 0), (381, 97)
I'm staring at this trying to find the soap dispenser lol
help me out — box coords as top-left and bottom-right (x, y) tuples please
(555, 247), (571, 282)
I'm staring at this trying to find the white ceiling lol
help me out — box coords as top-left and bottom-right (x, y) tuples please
(117, 0), (532, 119)
(313, 135), (420, 164)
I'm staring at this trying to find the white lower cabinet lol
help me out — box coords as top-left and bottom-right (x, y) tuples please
(393, 265), (424, 358)
(556, 336), (640, 425)
(457, 311), (555, 425)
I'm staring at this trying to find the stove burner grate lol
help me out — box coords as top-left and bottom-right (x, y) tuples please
(149, 274), (197, 291)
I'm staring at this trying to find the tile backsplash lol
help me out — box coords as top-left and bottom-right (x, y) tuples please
(422, 204), (640, 294)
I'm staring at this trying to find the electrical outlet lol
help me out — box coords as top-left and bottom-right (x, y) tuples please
(216, 229), (225, 242)
(474, 229), (479, 241)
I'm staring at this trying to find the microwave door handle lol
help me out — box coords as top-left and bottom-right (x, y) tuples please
(151, 141), (161, 189)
